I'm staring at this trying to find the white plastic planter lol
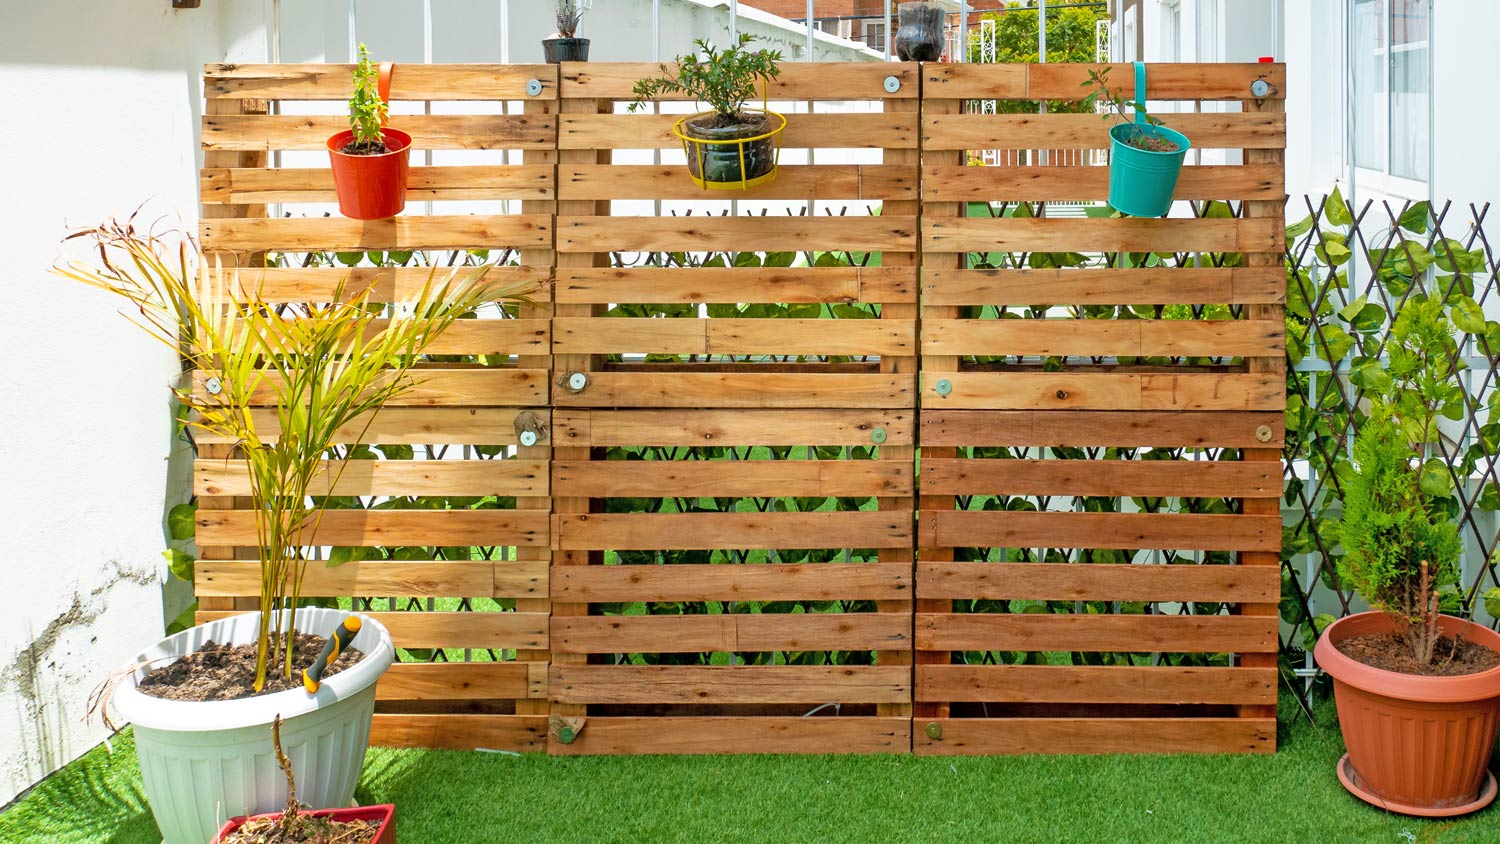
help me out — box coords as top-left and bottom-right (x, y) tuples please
(110, 608), (394, 844)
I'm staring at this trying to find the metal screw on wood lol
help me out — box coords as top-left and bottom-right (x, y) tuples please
(514, 411), (547, 447)
(563, 371), (589, 392)
(870, 427), (888, 444)
(526, 79), (544, 97)
(1250, 79), (1271, 98)
(924, 722), (943, 740)
(1255, 424), (1275, 443)
(204, 376), (223, 395)
(1056, 390), (1069, 400)
(883, 75), (902, 93)
(934, 379), (952, 397)
(557, 725), (576, 744)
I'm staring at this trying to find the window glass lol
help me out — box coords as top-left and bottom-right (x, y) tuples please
(1390, 0), (1429, 179)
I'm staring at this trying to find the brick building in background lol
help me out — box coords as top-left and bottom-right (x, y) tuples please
(743, 1), (1020, 54)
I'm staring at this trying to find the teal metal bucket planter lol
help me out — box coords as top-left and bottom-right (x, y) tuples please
(1105, 61), (1192, 218)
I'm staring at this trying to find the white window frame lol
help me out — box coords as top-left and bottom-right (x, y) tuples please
(1351, 0), (1430, 199)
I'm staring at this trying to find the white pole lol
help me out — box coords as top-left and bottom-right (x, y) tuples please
(347, 0), (356, 61)
(730, 0), (738, 41)
(806, 0), (814, 58)
(960, 2), (968, 62)
(884, 0), (892, 60)
(1038, 0), (1046, 61)
(500, 0), (510, 64)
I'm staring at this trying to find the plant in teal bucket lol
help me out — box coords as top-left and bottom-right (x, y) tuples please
(1084, 62), (1191, 217)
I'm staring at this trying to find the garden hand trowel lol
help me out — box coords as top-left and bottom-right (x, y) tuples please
(302, 616), (361, 693)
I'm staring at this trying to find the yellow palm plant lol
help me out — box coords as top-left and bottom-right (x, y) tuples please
(57, 218), (532, 692)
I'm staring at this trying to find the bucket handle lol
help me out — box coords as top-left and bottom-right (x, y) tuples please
(378, 62), (395, 126)
(1132, 61), (1146, 124)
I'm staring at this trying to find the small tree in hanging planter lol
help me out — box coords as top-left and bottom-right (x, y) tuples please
(630, 35), (786, 191)
(327, 44), (411, 220)
(1084, 63), (1191, 218)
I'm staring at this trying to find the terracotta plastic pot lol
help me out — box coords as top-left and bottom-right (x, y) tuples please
(215, 804), (395, 843)
(1315, 611), (1500, 816)
(326, 127), (412, 220)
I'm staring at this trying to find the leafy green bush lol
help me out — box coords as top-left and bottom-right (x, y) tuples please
(347, 43), (388, 151)
(629, 34), (782, 121)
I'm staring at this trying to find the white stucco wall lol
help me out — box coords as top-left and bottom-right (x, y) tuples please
(0, 0), (267, 806)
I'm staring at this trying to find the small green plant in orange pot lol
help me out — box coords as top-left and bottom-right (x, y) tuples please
(327, 44), (411, 219)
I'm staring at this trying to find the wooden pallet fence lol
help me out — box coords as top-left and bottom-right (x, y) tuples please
(194, 62), (559, 751)
(914, 61), (1286, 755)
(545, 62), (919, 754)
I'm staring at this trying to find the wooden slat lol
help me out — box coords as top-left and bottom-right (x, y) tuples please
(192, 610), (547, 650)
(553, 716), (910, 755)
(202, 165), (555, 204)
(920, 410), (1284, 448)
(196, 458), (547, 497)
(558, 114), (917, 151)
(202, 116), (556, 152)
(193, 408), (549, 446)
(370, 714), (547, 751)
(919, 511), (1280, 552)
(925, 373), (1283, 411)
(555, 511), (912, 551)
(556, 372), (913, 409)
(552, 613), (910, 653)
(922, 62), (1284, 100)
(559, 164), (916, 200)
(914, 613), (1277, 652)
(916, 561), (1279, 603)
(922, 164), (1283, 202)
(922, 267), (1284, 306)
(558, 215), (917, 254)
(554, 460), (912, 498)
(230, 266), (545, 304)
(195, 559), (541, 598)
(559, 62), (920, 100)
(552, 562), (912, 602)
(554, 409), (914, 447)
(200, 214), (552, 252)
(917, 665), (1277, 704)
(557, 266), (915, 304)
(550, 665), (911, 704)
(923, 217), (1283, 254)
(196, 509), (548, 547)
(922, 114), (1286, 151)
(914, 718), (1276, 755)
(377, 662), (547, 701)
(922, 319), (1282, 358)
(191, 369), (548, 408)
(919, 458), (1279, 498)
(552, 318), (915, 356)
(205, 63), (559, 100)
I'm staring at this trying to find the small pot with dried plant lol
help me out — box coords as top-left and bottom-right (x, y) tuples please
(57, 217), (531, 844)
(326, 44), (411, 219)
(543, 0), (592, 63)
(1082, 63), (1191, 217)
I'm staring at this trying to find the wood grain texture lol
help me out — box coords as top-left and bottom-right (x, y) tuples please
(551, 716), (910, 755)
(914, 613), (1278, 652)
(205, 63), (559, 100)
(552, 613), (910, 653)
(922, 267), (1284, 306)
(191, 368), (548, 408)
(557, 266), (915, 304)
(553, 409), (913, 447)
(922, 114), (1286, 152)
(376, 662), (548, 701)
(555, 372), (914, 409)
(915, 562), (1280, 603)
(559, 62), (919, 100)
(917, 665), (1277, 704)
(918, 511), (1280, 552)
(370, 714), (547, 751)
(196, 509), (548, 547)
(919, 457), (1279, 498)
(924, 373), (1283, 411)
(922, 319), (1282, 358)
(200, 214), (551, 252)
(554, 459), (912, 498)
(914, 718), (1276, 755)
(557, 215), (917, 254)
(553, 317), (915, 356)
(920, 410), (1283, 448)
(923, 62), (1283, 100)
(558, 114), (917, 151)
(559, 164), (916, 200)
(196, 458), (548, 497)
(194, 408), (548, 446)
(554, 511), (912, 551)
(550, 665), (911, 704)
(552, 562), (912, 602)
(202, 164), (555, 204)
(923, 217), (1283, 254)
(202, 115), (556, 151)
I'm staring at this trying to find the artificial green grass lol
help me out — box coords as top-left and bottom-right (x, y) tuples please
(4, 699), (1498, 843)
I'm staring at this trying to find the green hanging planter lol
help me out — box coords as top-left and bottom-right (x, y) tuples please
(1107, 62), (1191, 218)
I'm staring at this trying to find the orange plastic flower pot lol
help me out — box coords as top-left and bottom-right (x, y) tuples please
(326, 127), (411, 220)
(1315, 611), (1500, 816)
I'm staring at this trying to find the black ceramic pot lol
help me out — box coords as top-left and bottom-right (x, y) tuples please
(543, 37), (590, 63)
(894, 2), (945, 62)
(682, 116), (777, 186)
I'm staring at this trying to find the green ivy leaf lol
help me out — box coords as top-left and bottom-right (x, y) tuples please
(1450, 296), (1487, 335)
(328, 546), (370, 567)
(162, 548), (196, 582)
(1324, 187), (1352, 227)
(1485, 587), (1500, 620)
(168, 503), (197, 541)
(1419, 459), (1454, 497)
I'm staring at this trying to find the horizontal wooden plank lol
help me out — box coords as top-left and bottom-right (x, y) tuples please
(555, 511), (912, 551)
(559, 164), (916, 200)
(196, 457), (547, 498)
(196, 509), (548, 547)
(916, 665), (1277, 705)
(923, 114), (1286, 152)
(558, 215), (917, 254)
(196, 559), (545, 598)
(914, 613), (1277, 652)
(553, 318), (915, 356)
(202, 165), (555, 205)
(554, 460), (912, 498)
(557, 267), (915, 304)
(919, 511), (1280, 552)
(923, 164), (1283, 202)
(552, 562), (912, 602)
(920, 410), (1284, 448)
(202, 115), (555, 152)
(914, 718), (1276, 755)
(552, 613), (910, 653)
(922, 267), (1284, 306)
(915, 562), (1280, 603)
(193, 407), (548, 446)
(205, 63), (558, 100)
(553, 409), (913, 447)
(560, 62), (920, 100)
(228, 266), (546, 305)
(201, 214), (552, 252)
(377, 662), (547, 701)
(191, 368), (548, 408)
(370, 713), (546, 752)
(557, 372), (913, 409)
(550, 665), (911, 704)
(925, 373), (1283, 411)
(554, 716), (910, 755)
(919, 458), (1279, 498)
(192, 610), (547, 650)
(922, 319), (1282, 358)
(923, 62), (1284, 100)
(923, 217), (1283, 254)
(558, 113), (916, 151)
